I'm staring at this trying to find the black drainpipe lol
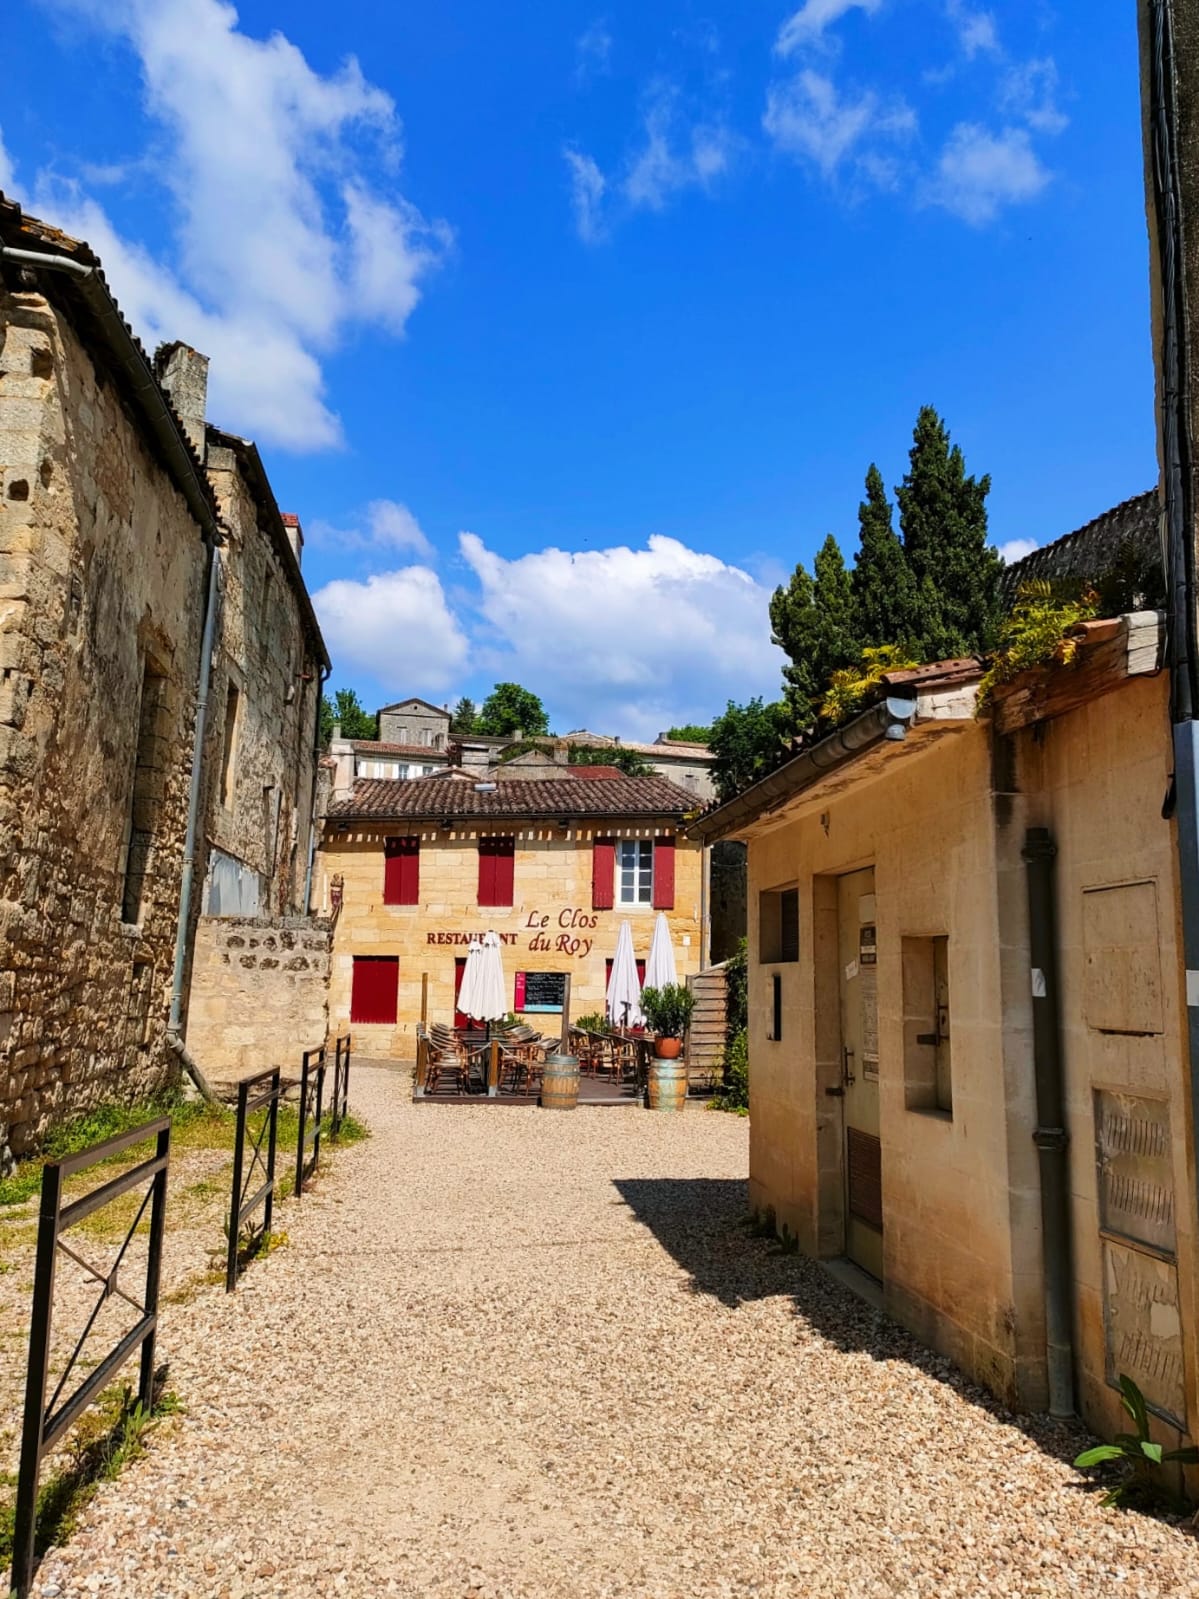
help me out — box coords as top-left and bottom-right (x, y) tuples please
(1022, 826), (1075, 1418)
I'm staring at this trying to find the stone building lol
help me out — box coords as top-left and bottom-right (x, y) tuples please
(378, 696), (451, 750)
(561, 730), (717, 800)
(690, 515), (1198, 1448)
(317, 773), (704, 1053)
(0, 196), (330, 1139)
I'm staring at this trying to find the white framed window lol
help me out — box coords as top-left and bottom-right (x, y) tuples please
(616, 839), (654, 906)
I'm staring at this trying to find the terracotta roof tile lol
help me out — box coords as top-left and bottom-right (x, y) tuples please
(328, 775), (697, 821)
(351, 741), (450, 759)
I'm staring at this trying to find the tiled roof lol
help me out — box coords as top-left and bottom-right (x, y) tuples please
(564, 765), (624, 779)
(562, 731), (713, 759)
(328, 775), (697, 821)
(1003, 491), (1160, 598)
(351, 741), (450, 759)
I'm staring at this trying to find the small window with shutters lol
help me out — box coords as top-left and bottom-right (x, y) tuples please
(478, 836), (516, 907)
(351, 955), (399, 1024)
(383, 836), (420, 905)
(592, 838), (616, 910)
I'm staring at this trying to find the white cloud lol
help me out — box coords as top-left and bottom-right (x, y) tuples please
(947, 3), (999, 59)
(457, 532), (783, 738)
(999, 57), (1068, 136)
(575, 20), (612, 82)
(24, 0), (448, 450)
(998, 538), (1038, 564)
(926, 122), (1050, 224)
(623, 100), (735, 211)
(776, 0), (884, 56)
(310, 499), (435, 560)
(764, 69), (914, 177)
(564, 148), (608, 243)
(312, 567), (468, 694)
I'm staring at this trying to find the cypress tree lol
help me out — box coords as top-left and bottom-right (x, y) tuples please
(769, 535), (861, 734)
(895, 406), (1002, 659)
(852, 464), (918, 649)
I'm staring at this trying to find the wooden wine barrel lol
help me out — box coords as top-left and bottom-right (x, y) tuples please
(647, 1059), (687, 1112)
(540, 1054), (579, 1110)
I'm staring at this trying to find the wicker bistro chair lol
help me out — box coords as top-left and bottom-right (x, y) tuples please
(570, 1029), (603, 1077)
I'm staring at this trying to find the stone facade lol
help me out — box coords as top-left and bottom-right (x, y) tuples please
(0, 231), (210, 1149)
(378, 697), (451, 750)
(0, 199), (329, 1146)
(701, 642), (1199, 1448)
(184, 915), (332, 1084)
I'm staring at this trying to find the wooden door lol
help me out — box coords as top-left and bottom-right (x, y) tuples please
(838, 867), (883, 1280)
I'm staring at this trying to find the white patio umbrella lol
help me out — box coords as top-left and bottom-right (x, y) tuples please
(644, 912), (678, 992)
(606, 919), (644, 1029)
(456, 935), (484, 1020)
(473, 929), (509, 1023)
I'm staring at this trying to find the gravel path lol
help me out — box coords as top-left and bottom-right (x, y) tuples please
(28, 1063), (1199, 1598)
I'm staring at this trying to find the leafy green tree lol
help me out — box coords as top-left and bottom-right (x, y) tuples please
(852, 464), (919, 650)
(450, 696), (479, 734)
(709, 698), (788, 803)
(476, 682), (550, 737)
(567, 744), (653, 776)
(664, 723), (712, 743)
(318, 687), (377, 746)
(769, 535), (861, 733)
(896, 406), (1001, 659)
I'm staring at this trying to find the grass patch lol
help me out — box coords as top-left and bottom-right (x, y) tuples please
(328, 1111), (370, 1146)
(0, 1376), (181, 1572)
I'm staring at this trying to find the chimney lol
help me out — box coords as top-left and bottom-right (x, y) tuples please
(154, 342), (209, 459)
(280, 513), (304, 567)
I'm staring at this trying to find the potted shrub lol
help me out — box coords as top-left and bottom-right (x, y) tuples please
(640, 984), (695, 1060)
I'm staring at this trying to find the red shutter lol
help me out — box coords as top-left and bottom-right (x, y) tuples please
(383, 836), (420, 905)
(592, 838), (615, 910)
(454, 956), (469, 1029)
(652, 837), (675, 909)
(478, 837), (515, 907)
(351, 956), (398, 1024)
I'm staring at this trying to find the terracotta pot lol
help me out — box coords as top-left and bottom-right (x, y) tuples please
(654, 1035), (682, 1060)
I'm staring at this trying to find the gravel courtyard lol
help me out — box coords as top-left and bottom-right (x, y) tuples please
(28, 1063), (1199, 1599)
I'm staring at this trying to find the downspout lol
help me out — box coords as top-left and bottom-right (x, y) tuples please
(1147, 2), (1199, 1276)
(1022, 827), (1075, 1417)
(303, 664), (331, 913)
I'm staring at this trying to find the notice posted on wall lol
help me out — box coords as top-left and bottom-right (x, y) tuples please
(514, 971), (567, 1013)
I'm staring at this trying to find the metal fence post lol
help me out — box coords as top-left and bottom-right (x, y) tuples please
(227, 1078), (249, 1294)
(12, 1160), (63, 1596)
(294, 1049), (311, 1199)
(138, 1123), (170, 1412)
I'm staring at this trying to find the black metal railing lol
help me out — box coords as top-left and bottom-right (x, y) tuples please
(294, 1045), (325, 1198)
(12, 1117), (170, 1597)
(330, 1033), (351, 1135)
(226, 1068), (281, 1293)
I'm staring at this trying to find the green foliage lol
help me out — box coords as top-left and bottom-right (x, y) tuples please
(0, 1380), (180, 1568)
(640, 983), (695, 1038)
(328, 1111), (371, 1145)
(567, 743), (653, 776)
(724, 937), (747, 1041)
(451, 696), (480, 734)
(1074, 1374), (1199, 1508)
(573, 1011), (609, 1033)
(976, 580), (1099, 711)
(896, 405), (1002, 659)
(853, 464), (920, 651)
(820, 644), (919, 728)
(318, 686), (378, 746)
(497, 738), (557, 764)
(476, 682), (550, 737)
(714, 1027), (748, 1112)
(709, 698), (789, 803)
(664, 724), (712, 743)
(770, 535), (863, 733)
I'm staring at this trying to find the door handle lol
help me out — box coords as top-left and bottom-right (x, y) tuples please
(842, 1046), (856, 1086)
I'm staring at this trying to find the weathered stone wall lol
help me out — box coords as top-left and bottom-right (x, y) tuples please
(198, 442), (321, 923)
(185, 914), (332, 1083)
(378, 698), (450, 748)
(0, 286), (206, 1150)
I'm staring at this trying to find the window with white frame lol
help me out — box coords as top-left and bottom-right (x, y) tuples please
(616, 839), (654, 905)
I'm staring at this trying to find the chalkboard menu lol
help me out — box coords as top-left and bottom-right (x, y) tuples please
(515, 970), (567, 1013)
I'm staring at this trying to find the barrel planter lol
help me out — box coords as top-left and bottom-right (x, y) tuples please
(647, 1058), (688, 1112)
(540, 1053), (580, 1110)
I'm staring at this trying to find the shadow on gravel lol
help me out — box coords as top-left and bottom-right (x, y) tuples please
(612, 1175), (1142, 1495)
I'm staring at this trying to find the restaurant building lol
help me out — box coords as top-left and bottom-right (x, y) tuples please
(318, 773), (705, 1053)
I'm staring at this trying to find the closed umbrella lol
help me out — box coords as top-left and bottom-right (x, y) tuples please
(456, 935), (484, 1021)
(644, 912), (677, 992)
(473, 930), (509, 1023)
(606, 919), (644, 1029)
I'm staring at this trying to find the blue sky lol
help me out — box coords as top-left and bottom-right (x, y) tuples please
(2, 0), (1153, 737)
